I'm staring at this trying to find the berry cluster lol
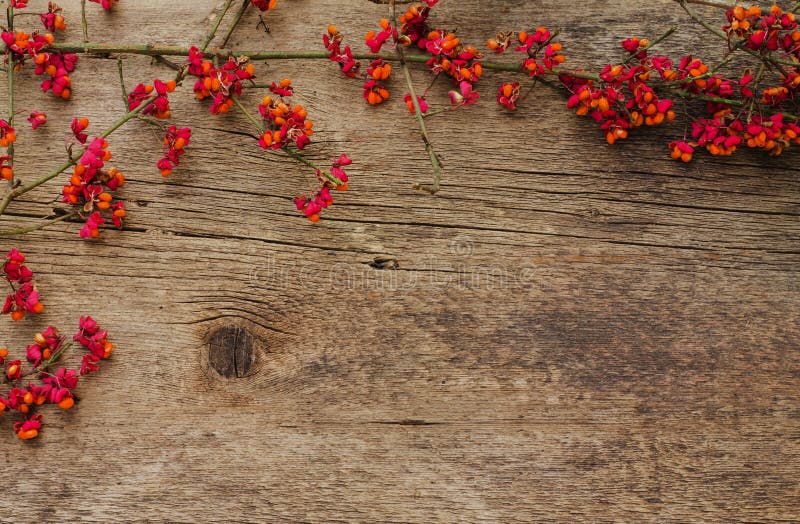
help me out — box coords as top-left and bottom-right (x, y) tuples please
(294, 154), (351, 222)
(27, 110), (47, 130)
(128, 79), (177, 119)
(326, 0), (483, 112)
(187, 47), (256, 114)
(324, 25), (360, 78)
(0, 119), (16, 181)
(257, 79), (313, 150)
(61, 131), (127, 238)
(2, 249), (43, 321)
(0, 316), (113, 440)
(363, 59), (392, 105)
(41, 2), (67, 33)
(158, 126), (192, 177)
(2, 29), (78, 99)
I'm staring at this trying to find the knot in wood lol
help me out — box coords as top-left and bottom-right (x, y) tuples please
(207, 325), (256, 378)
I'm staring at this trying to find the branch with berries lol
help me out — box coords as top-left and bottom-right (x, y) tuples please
(1, 248), (113, 440)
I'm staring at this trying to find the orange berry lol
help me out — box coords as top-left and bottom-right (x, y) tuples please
(58, 397), (75, 410)
(10, 310), (24, 321)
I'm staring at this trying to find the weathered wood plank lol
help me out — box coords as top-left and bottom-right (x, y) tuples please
(1, 0), (798, 522)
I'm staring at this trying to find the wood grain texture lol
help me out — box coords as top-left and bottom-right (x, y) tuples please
(1, 0), (798, 522)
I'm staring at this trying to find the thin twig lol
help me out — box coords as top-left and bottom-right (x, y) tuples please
(174, 0), (236, 85)
(0, 211), (78, 236)
(6, 5), (14, 178)
(117, 56), (128, 111)
(220, 0), (251, 48)
(389, 0), (442, 193)
(80, 0), (89, 45)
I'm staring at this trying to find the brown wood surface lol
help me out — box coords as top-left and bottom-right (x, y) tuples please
(1, 0), (798, 521)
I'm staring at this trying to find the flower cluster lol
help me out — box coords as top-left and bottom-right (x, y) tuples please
(724, 5), (799, 55)
(294, 154), (351, 222)
(2, 249), (43, 321)
(128, 79), (176, 119)
(363, 59), (392, 105)
(187, 47), (255, 114)
(61, 132), (127, 238)
(41, 2), (66, 32)
(559, 37), (679, 145)
(257, 80), (314, 150)
(324, 25), (361, 78)
(0, 317), (113, 440)
(0, 119), (17, 179)
(670, 113), (800, 162)
(158, 126), (191, 177)
(27, 111), (47, 130)
(490, 26), (565, 80)
(2, 30), (78, 99)
(158, 125), (191, 177)
(326, 1), (482, 111)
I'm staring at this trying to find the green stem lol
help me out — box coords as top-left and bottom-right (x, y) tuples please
(6, 5), (13, 176)
(117, 56), (128, 110)
(220, 0), (251, 48)
(0, 101), (151, 217)
(390, 0), (441, 194)
(0, 211), (78, 236)
(81, 0), (89, 45)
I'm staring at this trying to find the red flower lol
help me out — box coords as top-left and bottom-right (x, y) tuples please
(187, 48), (255, 114)
(448, 81), (479, 107)
(25, 327), (63, 367)
(128, 79), (176, 119)
(71, 117), (89, 144)
(257, 84), (314, 151)
(363, 59), (392, 105)
(27, 111), (47, 130)
(323, 26), (361, 78)
(88, 0), (118, 10)
(158, 126), (191, 177)
(62, 137), (126, 238)
(6, 360), (22, 380)
(14, 415), (42, 440)
(41, 2), (66, 32)
(250, 0), (277, 10)
(2, 249), (43, 321)
(403, 94), (428, 114)
(497, 82), (520, 110)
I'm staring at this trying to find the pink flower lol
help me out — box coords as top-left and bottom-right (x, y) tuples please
(27, 111), (47, 130)
(448, 81), (480, 107)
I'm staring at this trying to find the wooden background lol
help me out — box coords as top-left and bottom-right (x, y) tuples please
(1, 0), (798, 521)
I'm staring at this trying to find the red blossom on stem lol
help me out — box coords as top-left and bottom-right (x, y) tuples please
(27, 111), (47, 129)
(1, 316), (114, 440)
(158, 125), (192, 177)
(187, 47), (255, 114)
(61, 136), (127, 238)
(2, 249), (43, 321)
(88, 0), (118, 10)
